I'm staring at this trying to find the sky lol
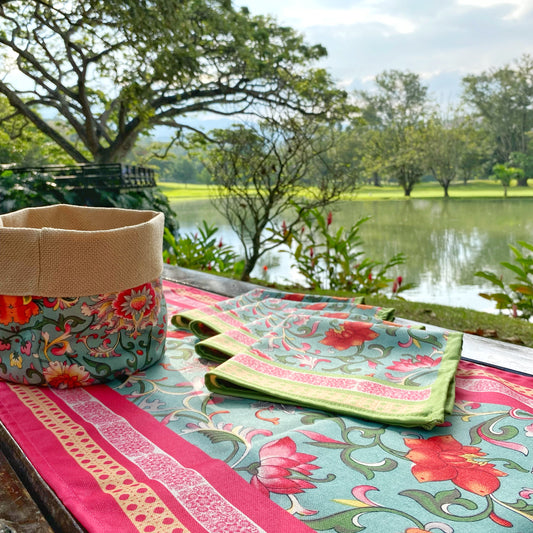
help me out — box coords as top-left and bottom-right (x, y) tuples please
(233, 0), (533, 107)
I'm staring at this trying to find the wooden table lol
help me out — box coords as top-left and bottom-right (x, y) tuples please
(1, 265), (531, 532)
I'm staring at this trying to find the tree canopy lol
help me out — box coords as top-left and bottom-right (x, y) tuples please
(0, 0), (346, 164)
(462, 54), (533, 184)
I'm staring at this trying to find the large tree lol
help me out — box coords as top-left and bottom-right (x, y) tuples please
(422, 113), (490, 197)
(0, 0), (345, 164)
(462, 54), (533, 185)
(194, 116), (357, 281)
(357, 70), (431, 196)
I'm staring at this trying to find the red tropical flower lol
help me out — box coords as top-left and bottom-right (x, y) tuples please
(250, 436), (319, 497)
(319, 321), (379, 351)
(404, 435), (507, 496)
(0, 295), (40, 326)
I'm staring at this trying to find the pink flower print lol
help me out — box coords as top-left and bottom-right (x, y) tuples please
(0, 340), (11, 351)
(387, 355), (441, 372)
(250, 437), (319, 497)
(293, 353), (331, 369)
(519, 488), (533, 499)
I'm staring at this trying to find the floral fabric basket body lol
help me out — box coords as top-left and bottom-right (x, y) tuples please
(0, 204), (167, 388)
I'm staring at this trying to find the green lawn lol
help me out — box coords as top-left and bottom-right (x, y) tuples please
(159, 179), (533, 202)
(349, 179), (533, 200)
(158, 182), (216, 200)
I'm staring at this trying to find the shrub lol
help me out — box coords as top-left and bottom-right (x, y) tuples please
(476, 241), (533, 319)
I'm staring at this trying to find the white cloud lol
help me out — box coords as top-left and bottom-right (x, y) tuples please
(236, 0), (533, 101)
(456, 0), (533, 19)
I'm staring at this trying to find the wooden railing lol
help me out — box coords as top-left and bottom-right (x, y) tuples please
(3, 163), (156, 190)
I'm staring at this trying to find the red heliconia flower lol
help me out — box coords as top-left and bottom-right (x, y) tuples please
(309, 246), (314, 258)
(327, 211), (332, 226)
(404, 435), (507, 496)
(397, 275), (403, 286)
(250, 437), (319, 497)
(218, 238), (223, 248)
(319, 321), (379, 351)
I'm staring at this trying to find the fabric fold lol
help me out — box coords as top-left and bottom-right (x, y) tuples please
(205, 315), (463, 430)
(172, 288), (393, 339)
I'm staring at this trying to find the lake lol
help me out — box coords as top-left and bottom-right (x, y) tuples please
(170, 198), (533, 313)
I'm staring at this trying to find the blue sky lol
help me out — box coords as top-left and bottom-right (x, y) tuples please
(234, 0), (533, 105)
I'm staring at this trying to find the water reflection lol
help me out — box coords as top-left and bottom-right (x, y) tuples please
(171, 197), (533, 312)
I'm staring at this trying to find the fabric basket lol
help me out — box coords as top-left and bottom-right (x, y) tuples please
(0, 204), (167, 388)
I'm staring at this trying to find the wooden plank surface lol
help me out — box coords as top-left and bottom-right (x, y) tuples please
(0, 449), (54, 533)
(0, 423), (86, 533)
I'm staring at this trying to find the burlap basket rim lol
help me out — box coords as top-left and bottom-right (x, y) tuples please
(0, 204), (164, 297)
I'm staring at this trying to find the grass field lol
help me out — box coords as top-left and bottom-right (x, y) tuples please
(159, 179), (533, 202)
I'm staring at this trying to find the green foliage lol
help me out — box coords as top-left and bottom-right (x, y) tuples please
(0, 0), (346, 164)
(462, 54), (533, 166)
(277, 208), (410, 296)
(163, 223), (243, 275)
(0, 170), (178, 233)
(0, 170), (75, 212)
(356, 70), (431, 196)
(491, 163), (524, 197)
(476, 241), (533, 319)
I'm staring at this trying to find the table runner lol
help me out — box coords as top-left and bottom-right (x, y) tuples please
(0, 279), (532, 532)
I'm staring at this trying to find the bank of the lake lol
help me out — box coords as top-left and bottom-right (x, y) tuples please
(161, 181), (533, 346)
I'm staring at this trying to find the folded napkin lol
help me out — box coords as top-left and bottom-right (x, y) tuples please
(196, 308), (400, 363)
(172, 288), (392, 339)
(205, 315), (462, 430)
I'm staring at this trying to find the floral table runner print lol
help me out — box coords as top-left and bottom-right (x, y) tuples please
(116, 333), (533, 533)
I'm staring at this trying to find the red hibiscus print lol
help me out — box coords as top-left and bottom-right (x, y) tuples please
(250, 437), (319, 497)
(319, 321), (379, 350)
(0, 295), (40, 325)
(404, 435), (507, 496)
(304, 302), (327, 310)
(322, 312), (350, 319)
